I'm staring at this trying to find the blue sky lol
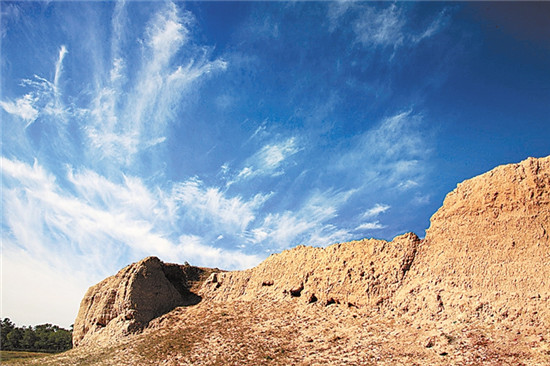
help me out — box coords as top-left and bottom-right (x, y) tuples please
(1, 1), (549, 327)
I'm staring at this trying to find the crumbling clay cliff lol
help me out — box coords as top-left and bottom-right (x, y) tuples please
(68, 156), (549, 365)
(393, 156), (550, 328)
(73, 257), (218, 346)
(200, 233), (420, 308)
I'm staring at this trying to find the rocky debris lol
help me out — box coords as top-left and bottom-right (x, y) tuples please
(201, 232), (420, 308)
(394, 156), (550, 330)
(73, 257), (218, 346)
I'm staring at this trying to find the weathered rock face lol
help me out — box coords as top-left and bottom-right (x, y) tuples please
(200, 156), (550, 330)
(394, 156), (550, 327)
(73, 257), (217, 346)
(200, 233), (420, 308)
(71, 155), (550, 356)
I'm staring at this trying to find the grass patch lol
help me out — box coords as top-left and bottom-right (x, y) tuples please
(0, 350), (49, 362)
(133, 328), (198, 363)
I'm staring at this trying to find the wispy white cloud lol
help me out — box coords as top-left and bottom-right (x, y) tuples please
(0, 44), (70, 128)
(110, 57), (125, 83)
(231, 137), (301, 184)
(249, 188), (356, 249)
(53, 45), (68, 92)
(70, 1), (227, 166)
(145, 2), (187, 65)
(1, 157), (263, 326)
(236, 166), (254, 180)
(2, 157), (56, 192)
(2, 158), (170, 272)
(327, 1), (353, 33)
(50, 45), (69, 121)
(66, 168), (160, 220)
(362, 203), (390, 218)
(1, 157), (264, 279)
(398, 179), (419, 190)
(356, 204), (390, 233)
(367, 110), (426, 159)
(258, 138), (300, 170)
(335, 110), (431, 189)
(130, 4), (226, 148)
(243, 119), (269, 144)
(110, 0), (127, 71)
(256, 212), (315, 247)
(355, 221), (386, 231)
(331, 4), (449, 52)
(172, 177), (271, 233)
(413, 8), (450, 43)
(306, 225), (355, 249)
(353, 4), (404, 48)
(0, 94), (38, 127)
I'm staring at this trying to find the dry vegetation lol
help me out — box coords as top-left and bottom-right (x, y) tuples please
(0, 351), (49, 362)
(6, 299), (550, 365)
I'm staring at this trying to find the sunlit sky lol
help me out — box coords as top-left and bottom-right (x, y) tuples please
(1, 1), (549, 328)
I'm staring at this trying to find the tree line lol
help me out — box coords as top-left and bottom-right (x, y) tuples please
(1, 318), (72, 353)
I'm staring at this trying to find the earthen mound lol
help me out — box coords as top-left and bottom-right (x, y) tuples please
(201, 233), (420, 308)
